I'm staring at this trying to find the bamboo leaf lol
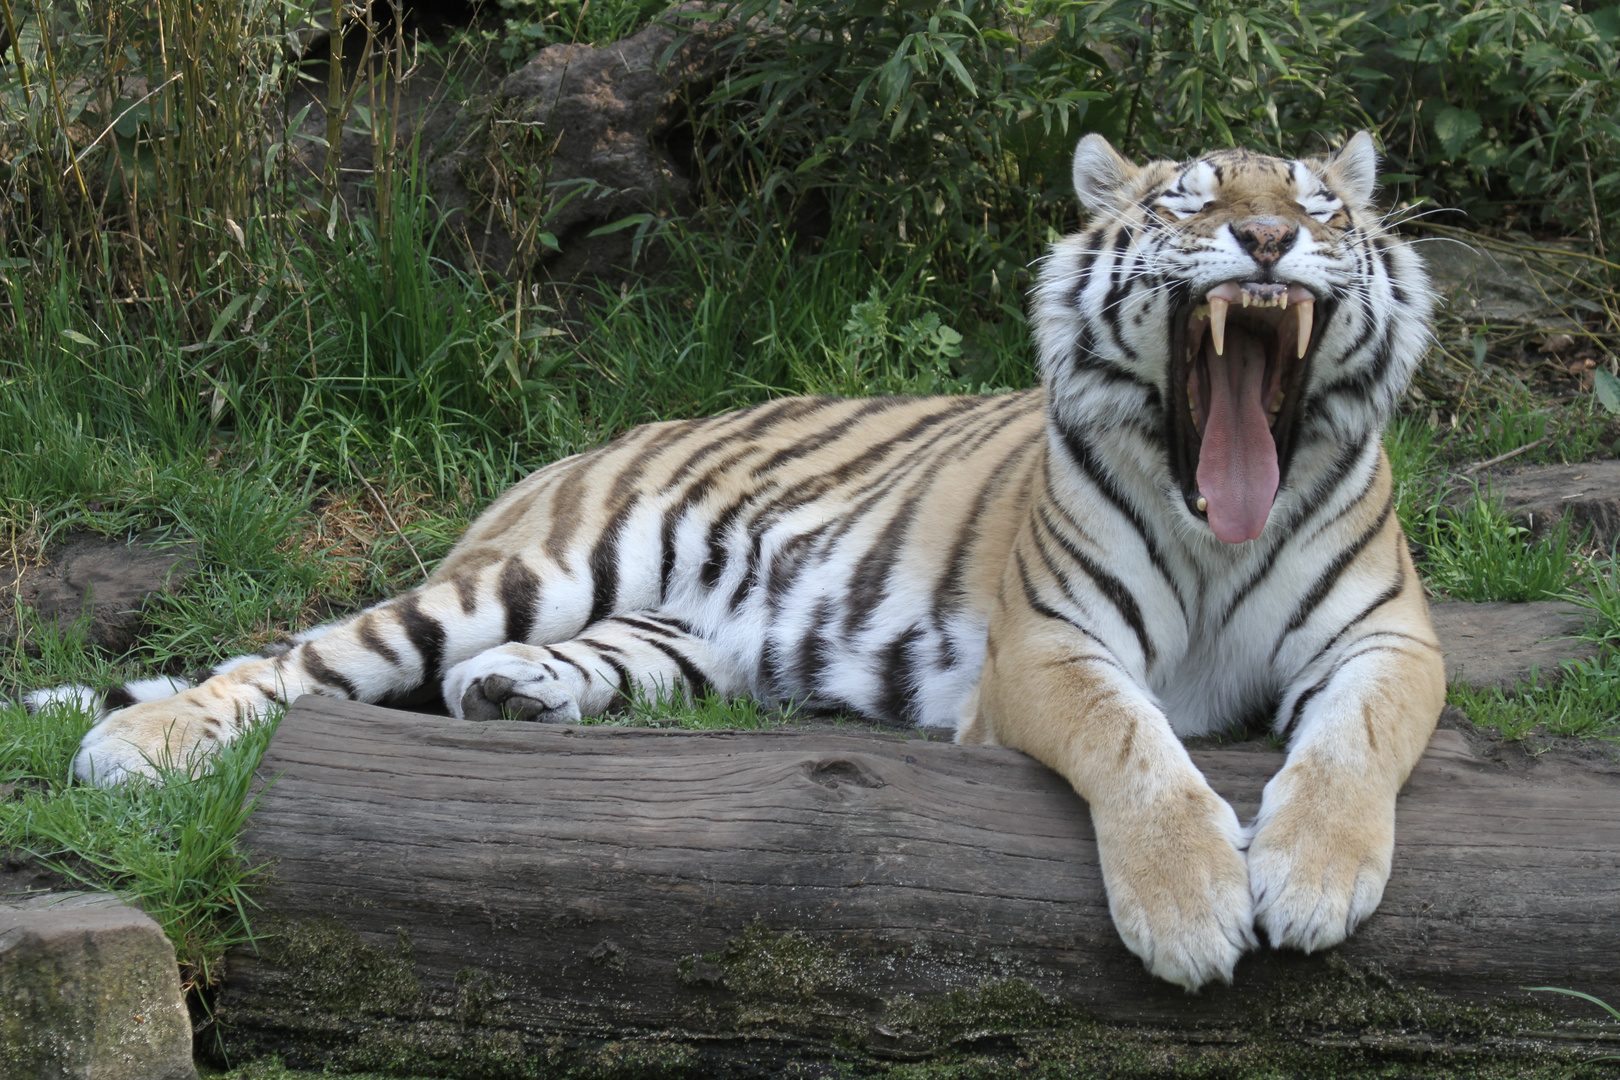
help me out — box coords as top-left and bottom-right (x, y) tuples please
(207, 294), (250, 344)
(1594, 369), (1620, 415)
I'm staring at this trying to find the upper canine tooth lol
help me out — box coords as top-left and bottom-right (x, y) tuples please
(1295, 298), (1314, 358)
(1208, 296), (1228, 355)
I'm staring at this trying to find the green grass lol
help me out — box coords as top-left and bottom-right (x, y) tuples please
(1387, 414), (1620, 744)
(0, 691), (281, 990)
(1449, 656), (1620, 742)
(1386, 418), (1584, 604)
(202, 1057), (440, 1080)
(614, 687), (799, 731)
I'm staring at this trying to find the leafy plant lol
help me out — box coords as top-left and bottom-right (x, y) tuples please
(493, 0), (666, 65)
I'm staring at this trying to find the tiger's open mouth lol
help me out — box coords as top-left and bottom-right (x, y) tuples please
(1168, 281), (1319, 544)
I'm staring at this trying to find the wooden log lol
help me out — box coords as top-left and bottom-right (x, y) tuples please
(215, 697), (1620, 1077)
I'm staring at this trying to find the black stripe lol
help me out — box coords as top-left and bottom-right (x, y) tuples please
(1051, 419), (1179, 599)
(498, 557), (541, 645)
(872, 624), (924, 723)
(728, 533), (763, 611)
(700, 494), (745, 590)
(612, 614), (684, 640)
(1272, 496), (1393, 657)
(395, 592), (447, 687)
(1282, 676), (1328, 733)
(584, 649), (633, 709)
(749, 397), (908, 478)
(659, 509), (680, 602)
(842, 488), (925, 635)
(1014, 551), (1124, 671)
(103, 686), (136, 710)
(1069, 320), (1156, 393)
(931, 433), (1041, 641)
(766, 522), (831, 610)
(543, 647), (589, 678)
(587, 496), (636, 626)
(642, 636), (713, 699)
(794, 598), (837, 694)
(1016, 549), (1078, 628)
(1296, 439), (1380, 546)
(1220, 439), (1371, 626)
(357, 613), (404, 668)
(640, 612), (699, 635)
(301, 644), (357, 699)
(1035, 505), (1155, 666)
(1026, 516), (1098, 619)
(815, 397), (1018, 559)
(1302, 559), (1406, 671)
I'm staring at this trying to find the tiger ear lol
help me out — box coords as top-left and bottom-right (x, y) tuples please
(1319, 131), (1380, 206)
(1071, 134), (1139, 213)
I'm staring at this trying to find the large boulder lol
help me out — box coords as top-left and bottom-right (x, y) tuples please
(426, 3), (759, 288)
(1421, 233), (1589, 330)
(0, 891), (196, 1080)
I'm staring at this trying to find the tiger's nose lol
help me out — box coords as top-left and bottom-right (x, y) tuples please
(1232, 218), (1298, 266)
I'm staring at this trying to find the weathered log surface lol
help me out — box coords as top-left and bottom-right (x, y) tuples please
(217, 697), (1620, 1074)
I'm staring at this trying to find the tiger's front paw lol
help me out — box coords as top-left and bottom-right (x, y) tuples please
(1096, 784), (1256, 991)
(1248, 763), (1394, 953)
(445, 646), (583, 723)
(72, 690), (231, 786)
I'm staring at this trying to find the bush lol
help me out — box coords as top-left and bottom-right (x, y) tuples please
(682, 0), (1619, 311)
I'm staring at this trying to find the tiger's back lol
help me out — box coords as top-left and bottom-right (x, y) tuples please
(432, 390), (1046, 726)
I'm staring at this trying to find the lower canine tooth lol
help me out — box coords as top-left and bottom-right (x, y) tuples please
(1208, 296), (1228, 355)
(1196, 496), (1208, 512)
(1295, 298), (1314, 358)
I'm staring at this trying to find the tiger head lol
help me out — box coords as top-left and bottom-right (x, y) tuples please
(1033, 133), (1431, 544)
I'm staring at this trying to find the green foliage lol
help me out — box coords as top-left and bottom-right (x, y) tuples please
(692, 0), (1620, 310)
(1569, 548), (1620, 651)
(1366, 1), (1620, 241)
(0, 0), (293, 324)
(702, 0), (1117, 307)
(493, 0), (666, 64)
(1452, 396), (1610, 467)
(1387, 414), (1596, 605)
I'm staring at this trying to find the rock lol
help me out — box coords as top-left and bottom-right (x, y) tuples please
(1420, 233), (1589, 329)
(0, 533), (195, 654)
(1458, 459), (1620, 553)
(426, 2), (755, 287)
(1430, 600), (1597, 690)
(0, 891), (196, 1080)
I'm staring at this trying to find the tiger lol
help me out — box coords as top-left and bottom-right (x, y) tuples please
(38, 131), (1444, 992)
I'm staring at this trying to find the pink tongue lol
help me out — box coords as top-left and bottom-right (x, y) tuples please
(1196, 331), (1278, 543)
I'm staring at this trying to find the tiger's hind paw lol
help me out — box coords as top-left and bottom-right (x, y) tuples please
(447, 646), (583, 724)
(72, 693), (228, 786)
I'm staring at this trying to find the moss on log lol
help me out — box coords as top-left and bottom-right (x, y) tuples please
(213, 698), (1620, 1078)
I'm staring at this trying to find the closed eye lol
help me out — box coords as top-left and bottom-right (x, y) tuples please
(1158, 195), (1212, 220)
(1301, 189), (1341, 223)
